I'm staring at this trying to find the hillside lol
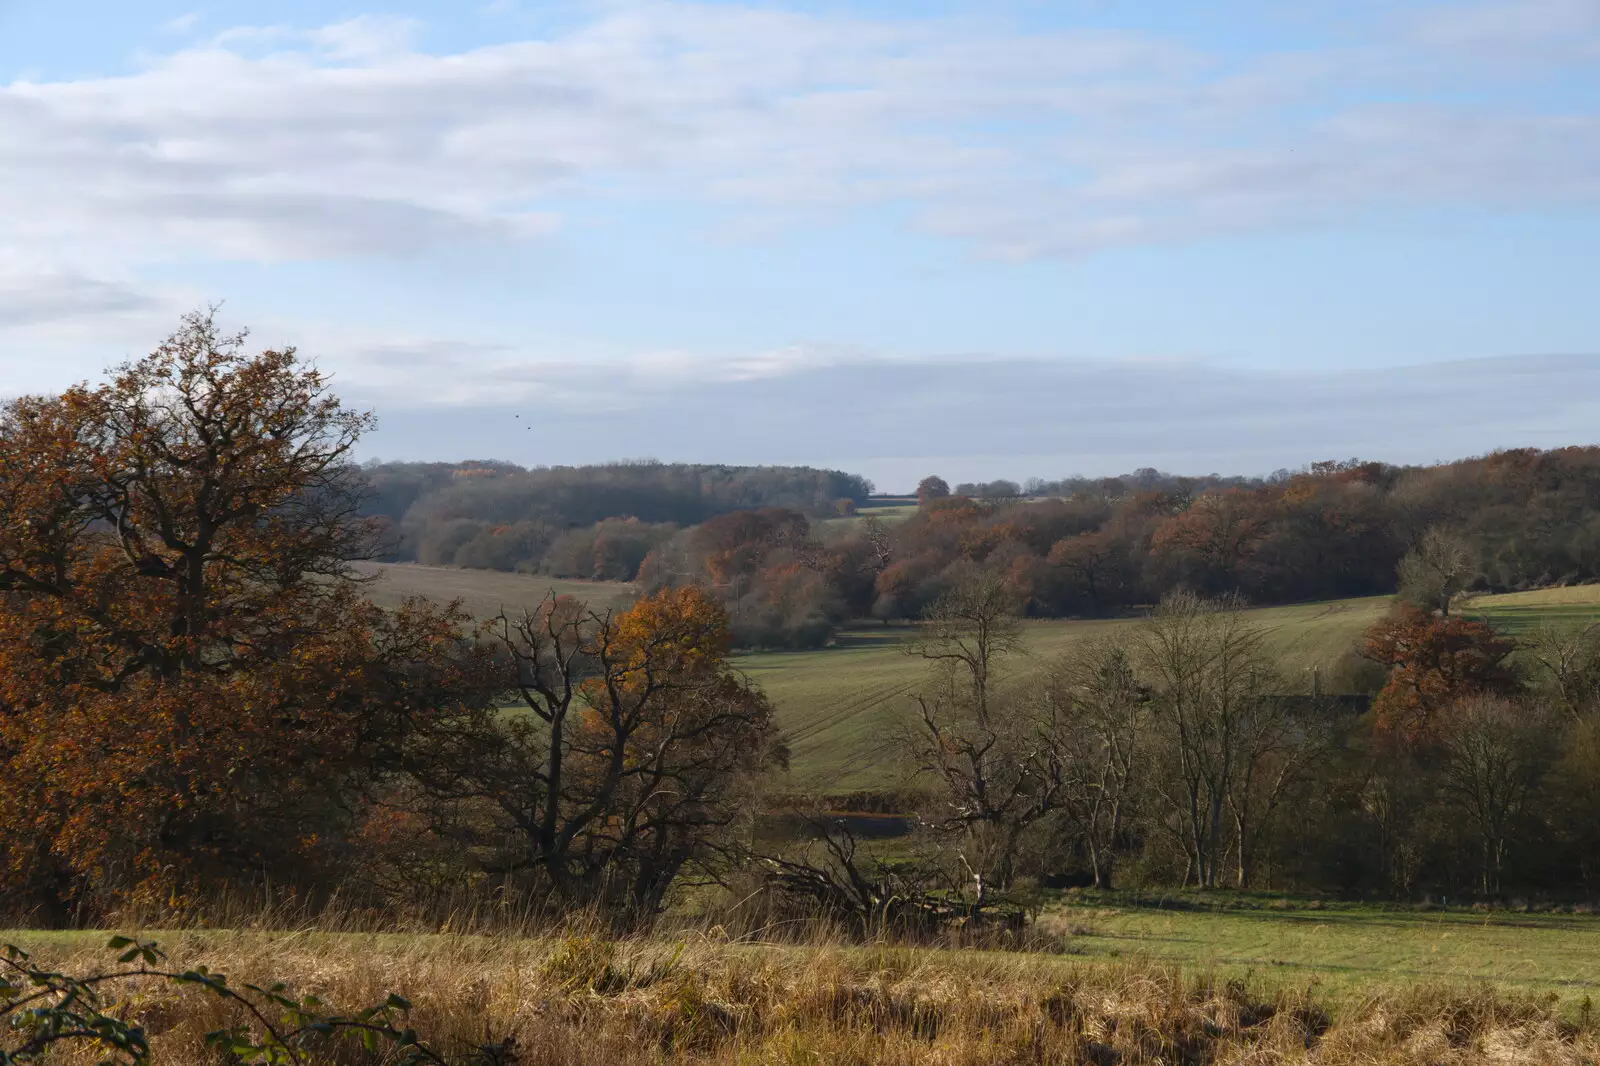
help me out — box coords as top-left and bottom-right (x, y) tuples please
(356, 563), (1600, 795)
(351, 560), (638, 616)
(740, 597), (1394, 794)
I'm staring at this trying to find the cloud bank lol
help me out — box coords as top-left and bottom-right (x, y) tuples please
(355, 351), (1600, 490)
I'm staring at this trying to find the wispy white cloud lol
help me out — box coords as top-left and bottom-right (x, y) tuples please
(0, 0), (1593, 282)
(162, 11), (201, 35)
(1406, 0), (1600, 65)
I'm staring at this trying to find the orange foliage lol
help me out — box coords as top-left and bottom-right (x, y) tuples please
(1149, 489), (1273, 570)
(0, 313), (483, 917)
(1362, 604), (1520, 743)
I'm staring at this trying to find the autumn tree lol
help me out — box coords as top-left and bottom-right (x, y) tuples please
(1362, 605), (1520, 743)
(1045, 531), (1131, 612)
(1148, 489), (1272, 595)
(916, 475), (951, 507)
(401, 586), (782, 919)
(0, 310), (485, 919)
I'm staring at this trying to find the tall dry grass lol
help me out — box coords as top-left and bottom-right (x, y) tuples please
(8, 917), (1597, 1065)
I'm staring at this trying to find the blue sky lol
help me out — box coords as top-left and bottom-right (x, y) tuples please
(1, 0), (1598, 488)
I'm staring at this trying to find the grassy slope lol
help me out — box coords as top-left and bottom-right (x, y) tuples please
(357, 562), (1600, 796)
(742, 596), (1394, 794)
(351, 561), (638, 616)
(1464, 585), (1600, 637)
(754, 587), (1600, 794)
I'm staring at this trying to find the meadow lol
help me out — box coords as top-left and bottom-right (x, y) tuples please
(1046, 897), (1600, 1002)
(8, 909), (1600, 1065)
(738, 596), (1397, 793)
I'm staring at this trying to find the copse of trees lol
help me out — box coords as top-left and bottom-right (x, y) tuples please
(855, 453), (1600, 627)
(637, 507), (850, 649)
(362, 448), (1600, 656)
(0, 314), (782, 926)
(545, 448), (1600, 653)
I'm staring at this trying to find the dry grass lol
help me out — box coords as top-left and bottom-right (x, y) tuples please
(8, 925), (1598, 1065)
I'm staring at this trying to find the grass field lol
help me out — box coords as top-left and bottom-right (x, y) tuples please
(1045, 898), (1600, 1002)
(740, 596), (1395, 794)
(12, 902), (1600, 1003)
(1464, 585), (1600, 637)
(352, 561), (637, 616)
(358, 562), (1600, 795)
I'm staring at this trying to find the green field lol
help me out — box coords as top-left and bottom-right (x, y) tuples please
(1043, 898), (1600, 1003)
(1465, 585), (1600, 637)
(816, 497), (919, 533)
(351, 561), (638, 616)
(357, 564), (1600, 796)
(745, 587), (1600, 794)
(740, 597), (1394, 793)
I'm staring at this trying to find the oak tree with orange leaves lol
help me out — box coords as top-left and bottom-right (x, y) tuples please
(401, 585), (781, 918)
(0, 310), (486, 921)
(1362, 604), (1521, 743)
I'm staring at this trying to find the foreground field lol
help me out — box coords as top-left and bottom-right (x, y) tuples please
(1047, 898), (1600, 1001)
(7, 920), (1598, 1065)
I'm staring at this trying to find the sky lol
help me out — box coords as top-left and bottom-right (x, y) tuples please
(1, 0), (1598, 490)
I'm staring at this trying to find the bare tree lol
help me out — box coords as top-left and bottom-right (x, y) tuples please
(1224, 693), (1330, 889)
(906, 568), (1062, 907)
(1438, 695), (1553, 897)
(1136, 592), (1283, 889)
(910, 567), (1024, 727)
(404, 588), (780, 919)
(1397, 526), (1474, 616)
(1526, 620), (1600, 718)
(1043, 639), (1149, 888)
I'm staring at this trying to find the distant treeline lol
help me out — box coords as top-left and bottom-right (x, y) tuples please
(357, 460), (874, 578)
(954, 468), (1261, 500)
(642, 449), (1600, 648)
(358, 449), (1600, 650)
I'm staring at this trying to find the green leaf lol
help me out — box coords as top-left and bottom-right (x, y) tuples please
(386, 993), (412, 1011)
